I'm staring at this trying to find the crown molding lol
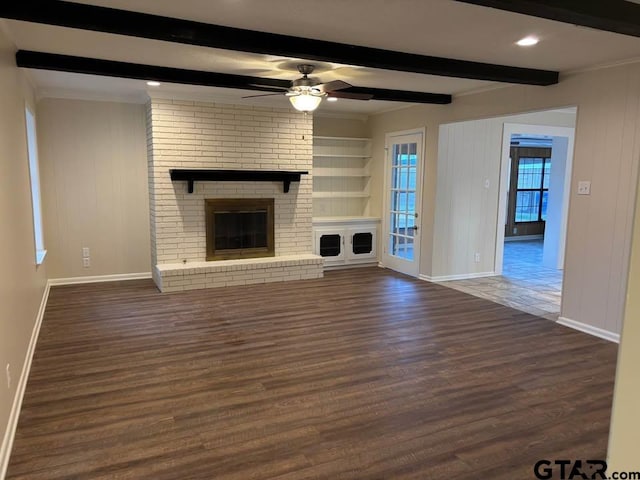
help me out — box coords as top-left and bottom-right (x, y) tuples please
(36, 87), (148, 104)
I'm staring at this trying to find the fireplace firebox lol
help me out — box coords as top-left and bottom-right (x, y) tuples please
(205, 199), (275, 260)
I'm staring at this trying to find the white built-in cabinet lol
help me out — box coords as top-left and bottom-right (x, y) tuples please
(313, 218), (379, 268)
(312, 136), (379, 268)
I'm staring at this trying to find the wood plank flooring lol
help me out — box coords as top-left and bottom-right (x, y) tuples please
(7, 267), (618, 479)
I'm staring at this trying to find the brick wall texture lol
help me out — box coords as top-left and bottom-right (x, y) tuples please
(146, 98), (314, 266)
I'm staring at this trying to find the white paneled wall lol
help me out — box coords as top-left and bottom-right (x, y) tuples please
(433, 111), (576, 280)
(433, 119), (500, 278)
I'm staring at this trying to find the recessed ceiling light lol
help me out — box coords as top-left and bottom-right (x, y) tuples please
(146, 81), (161, 87)
(327, 97), (338, 102)
(516, 36), (539, 47)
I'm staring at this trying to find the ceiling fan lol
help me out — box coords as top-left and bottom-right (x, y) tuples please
(243, 64), (373, 112)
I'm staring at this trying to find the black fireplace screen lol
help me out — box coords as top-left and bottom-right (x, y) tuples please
(205, 199), (275, 260)
(214, 210), (268, 250)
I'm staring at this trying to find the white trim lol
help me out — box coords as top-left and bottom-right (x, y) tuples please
(313, 135), (370, 141)
(504, 234), (544, 242)
(312, 112), (368, 122)
(35, 249), (47, 265)
(369, 102), (422, 117)
(557, 316), (620, 343)
(381, 128), (426, 278)
(313, 216), (380, 225)
(147, 90), (295, 112)
(36, 88), (149, 105)
(48, 272), (152, 286)
(419, 271), (498, 282)
(0, 281), (50, 480)
(323, 262), (378, 270)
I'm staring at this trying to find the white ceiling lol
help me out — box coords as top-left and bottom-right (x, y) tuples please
(4, 0), (640, 114)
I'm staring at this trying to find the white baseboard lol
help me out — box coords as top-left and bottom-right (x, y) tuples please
(504, 234), (544, 242)
(557, 316), (620, 343)
(0, 281), (51, 480)
(419, 271), (498, 282)
(324, 262), (378, 271)
(48, 272), (152, 286)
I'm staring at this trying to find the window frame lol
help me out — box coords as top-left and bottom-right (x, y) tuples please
(25, 105), (46, 265)
(514, 156), (551, 224)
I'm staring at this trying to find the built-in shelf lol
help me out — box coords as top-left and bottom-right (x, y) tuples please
(169, 169), (308, 194)
(313, 136), (372, 142)
(313, 216), (380, 225)
(313, 192), (370, 198)
(314, 167), (370, 178)
(312, 136), (372, 217)
(313, 154), (370, 159)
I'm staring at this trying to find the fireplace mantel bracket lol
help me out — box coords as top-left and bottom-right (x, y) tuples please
(169, 169), (308, 194)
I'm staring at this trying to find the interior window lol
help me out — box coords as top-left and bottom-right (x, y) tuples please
(25, 107), (46, 265)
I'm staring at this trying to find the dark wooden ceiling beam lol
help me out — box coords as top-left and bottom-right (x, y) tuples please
(1, 0), (558, 86)
(15, 51), (453, 105)
(454, 0), (640, 38)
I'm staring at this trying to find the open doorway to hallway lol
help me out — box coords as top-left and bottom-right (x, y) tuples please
(497, 118), (576, 318)
(434, 107), (576, 321)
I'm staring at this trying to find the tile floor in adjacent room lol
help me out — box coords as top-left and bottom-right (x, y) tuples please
(438, 239), (562, 321)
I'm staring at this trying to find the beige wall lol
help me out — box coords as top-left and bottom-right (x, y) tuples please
(37, 98), (150, 279)
(0, 28), (48, 474)
(608, 166), (640, 470)
(369, 62), (640, 336)
(313, 115), (369, 138)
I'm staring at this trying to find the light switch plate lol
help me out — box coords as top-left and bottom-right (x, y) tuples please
(577, 181), (591, 195)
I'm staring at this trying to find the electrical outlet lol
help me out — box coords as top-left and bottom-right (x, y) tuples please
(83, 257), (91, 268)
(577, 180), (591, 195)
(484, 178), (490, 189)
(513, 227), (518, 234)
(82, 247), (90, 257)
(474, 252), (481, 263)
(6, 364), (11, 389)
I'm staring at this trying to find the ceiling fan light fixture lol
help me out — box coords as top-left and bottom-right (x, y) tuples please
(288, 90), (324, 112)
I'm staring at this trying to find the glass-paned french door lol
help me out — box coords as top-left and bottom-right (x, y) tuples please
(383, 130), (423, 277)
(390, 142), (418, 260)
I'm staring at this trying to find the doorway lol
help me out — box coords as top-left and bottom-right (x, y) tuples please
(381, 129), (424, 277)
(496, 122), (576, 318)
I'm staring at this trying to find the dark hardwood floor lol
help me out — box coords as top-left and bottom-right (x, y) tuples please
(7, 267), (617, 479)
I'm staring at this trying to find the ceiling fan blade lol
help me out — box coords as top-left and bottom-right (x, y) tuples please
(241, 93), (282, 99)
(328, 91), (374, 101)
(317, 80), (352, 92)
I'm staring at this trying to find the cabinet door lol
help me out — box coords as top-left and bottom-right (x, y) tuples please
(314, 228), (345, 263)
(346, 226), (377, 262)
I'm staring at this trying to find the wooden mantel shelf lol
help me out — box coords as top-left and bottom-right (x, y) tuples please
(169, 169), (308, 193)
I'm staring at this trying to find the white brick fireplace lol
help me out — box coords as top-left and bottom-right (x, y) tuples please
(146, 97), (323, 292)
